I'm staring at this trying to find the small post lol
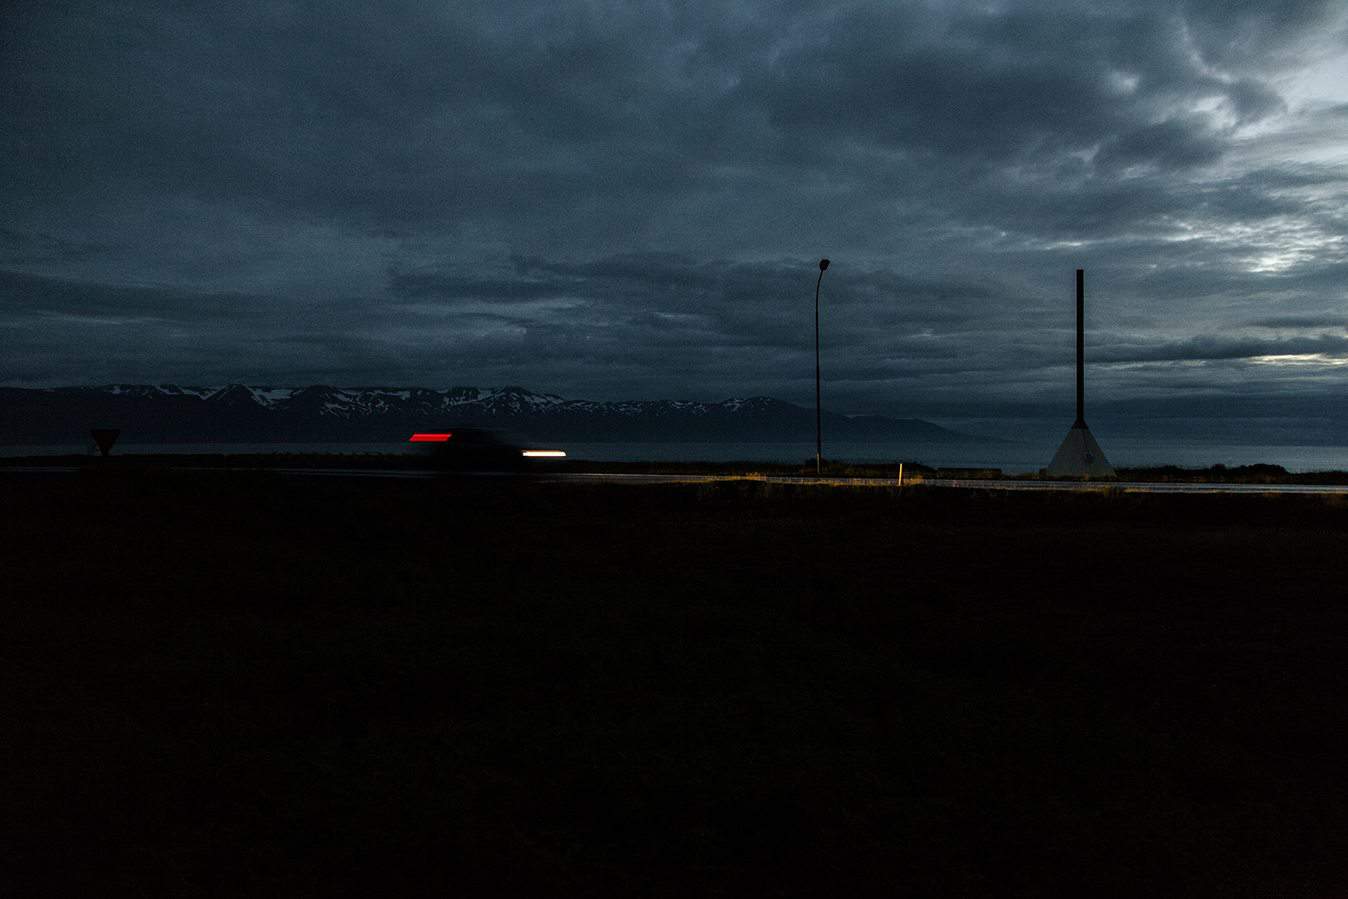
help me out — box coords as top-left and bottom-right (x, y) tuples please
(897, 462), (904, 487)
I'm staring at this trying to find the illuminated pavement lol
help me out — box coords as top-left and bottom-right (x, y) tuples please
(542, 473), (1348, 494)
(6, 464), (1348, 494)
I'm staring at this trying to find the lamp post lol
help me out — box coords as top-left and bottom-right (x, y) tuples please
(814, 257), (829, 476)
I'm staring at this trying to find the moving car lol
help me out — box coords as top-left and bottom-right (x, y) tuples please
(408, 428), (566, 471)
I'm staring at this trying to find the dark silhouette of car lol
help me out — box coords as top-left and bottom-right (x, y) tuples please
(408, 428), (565, 471)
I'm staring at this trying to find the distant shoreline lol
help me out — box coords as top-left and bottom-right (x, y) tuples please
(9, 438), (1348, 474)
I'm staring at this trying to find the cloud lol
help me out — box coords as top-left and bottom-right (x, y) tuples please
(1, 0), (1345, 425)
(1096, 332), (1348, 363)
(1245, 315), (1348, 329)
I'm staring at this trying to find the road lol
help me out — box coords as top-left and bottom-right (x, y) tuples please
(547, 472), (1348, 494)
(4, 464), (1348, 494)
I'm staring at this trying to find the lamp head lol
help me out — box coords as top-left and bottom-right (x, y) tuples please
(819, 258), (830, 271)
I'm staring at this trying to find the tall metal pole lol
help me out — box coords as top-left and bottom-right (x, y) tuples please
(815, 258), (829, 475)
(1075, 268), (1085, 429)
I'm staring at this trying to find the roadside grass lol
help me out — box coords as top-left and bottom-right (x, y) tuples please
(4, 474), (1347, 893)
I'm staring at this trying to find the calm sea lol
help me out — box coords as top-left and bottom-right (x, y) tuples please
(8, 439), (1348, 473)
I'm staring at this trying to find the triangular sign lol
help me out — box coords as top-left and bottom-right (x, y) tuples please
(90, 428), (121, 457)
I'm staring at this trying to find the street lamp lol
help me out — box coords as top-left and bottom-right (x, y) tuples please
(814, 257), (829, 476)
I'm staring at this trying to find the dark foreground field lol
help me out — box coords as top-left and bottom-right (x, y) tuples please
(4, 473), (1347, 895)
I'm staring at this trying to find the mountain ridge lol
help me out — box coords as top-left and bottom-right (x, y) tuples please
(0, 384), (982, 444)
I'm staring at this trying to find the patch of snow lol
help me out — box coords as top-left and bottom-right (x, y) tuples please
(247, 386), (296, 407)
(161, 385), (217, 398)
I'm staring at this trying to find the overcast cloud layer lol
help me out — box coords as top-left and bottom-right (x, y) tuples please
(3, 0), (1346, 427)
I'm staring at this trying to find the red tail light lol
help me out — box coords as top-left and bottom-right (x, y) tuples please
(409, 432), (452, 442)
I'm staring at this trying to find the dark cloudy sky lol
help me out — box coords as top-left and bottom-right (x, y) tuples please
(3, 1), (1346, 424)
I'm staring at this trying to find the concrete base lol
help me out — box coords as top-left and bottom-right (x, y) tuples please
(1046, 424), (1115, 478)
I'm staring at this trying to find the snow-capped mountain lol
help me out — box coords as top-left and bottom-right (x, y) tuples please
(0, 384), (977, 444)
